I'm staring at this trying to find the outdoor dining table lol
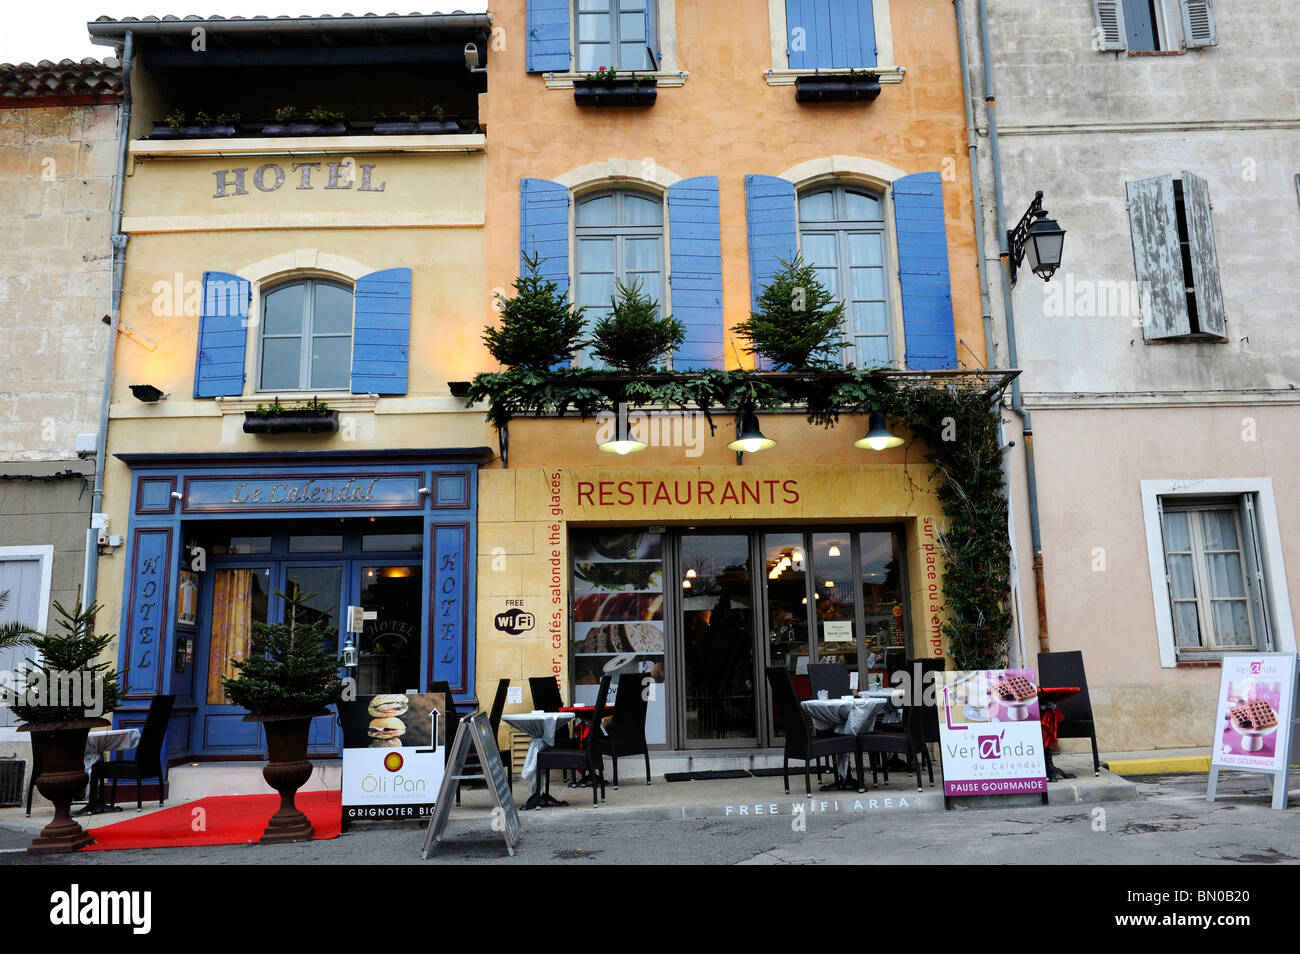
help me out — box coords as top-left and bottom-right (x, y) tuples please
(1038, 686), (1081, 782)
(800, 695), (895, 788)
(501, 711), (575, 809)
(73, 727), (141, 816)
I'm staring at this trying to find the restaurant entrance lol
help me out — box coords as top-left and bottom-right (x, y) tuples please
(570, 525), (909, 751)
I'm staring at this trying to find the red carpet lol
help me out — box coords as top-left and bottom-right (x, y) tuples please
(83, 791), (341, 851)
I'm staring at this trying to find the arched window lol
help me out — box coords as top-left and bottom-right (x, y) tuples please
(798, 185), (892, 368)
(574, 189), (665, 366)
(258, 278), (353, 391)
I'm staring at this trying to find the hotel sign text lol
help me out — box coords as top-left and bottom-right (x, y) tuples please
(212, 161), (387, 198)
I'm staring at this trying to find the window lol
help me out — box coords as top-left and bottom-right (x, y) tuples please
(1126, 172), (1226, 341)
(575, 0), (656, 71)
(1142, 480), (1296, 668)
(1093, 0), (1217, 52)
(798, 185), (893, 368)
(574, 189), (665, 365)
(259, 279), (353, 391)
(1159, 500), (1266, 653)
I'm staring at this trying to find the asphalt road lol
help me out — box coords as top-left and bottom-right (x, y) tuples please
(3, 771), (1295, 866)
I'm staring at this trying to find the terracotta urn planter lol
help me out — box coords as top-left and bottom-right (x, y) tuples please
(20, 717), (110, 854)
(245, 710), (328, 844)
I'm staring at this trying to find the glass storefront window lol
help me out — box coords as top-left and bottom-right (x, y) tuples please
(763, 533), (809, 674)
(361, 533), (423, 553)
(288, 534), (344, 553)
(860, 530), (906, 663)
(209, 535), (272, 555)
(681, 534), (756, 742)
(207, 567), (270, 704)
(570, 529), (667, 744)
(359, 565), (422, 694)
(811, 532), (855, 669)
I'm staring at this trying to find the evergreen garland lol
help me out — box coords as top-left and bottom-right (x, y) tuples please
(464, 367), (1013, 668)
(222, 581), (345, 715)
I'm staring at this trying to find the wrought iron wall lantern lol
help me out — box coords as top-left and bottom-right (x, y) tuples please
(1007, 191), (1066, 286)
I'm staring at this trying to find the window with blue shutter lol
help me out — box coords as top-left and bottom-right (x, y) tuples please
(520, 178), (571, 292)
(193, 270), (250, 397)
(744, 175), (798, 371)
(667, 177), (723, 370)
(891, 172), (957, 370)
(527, 0), (573, 72)
(351, 268), (411, 395)
(786, 0), (877, 69)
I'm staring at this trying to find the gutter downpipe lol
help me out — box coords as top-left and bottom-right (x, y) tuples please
(976, 0), (1049, 654)
(954, 0), (1027, 667)
(85, 29), (132, 613)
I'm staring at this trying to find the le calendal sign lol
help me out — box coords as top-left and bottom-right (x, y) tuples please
(182, 473), (425, 511)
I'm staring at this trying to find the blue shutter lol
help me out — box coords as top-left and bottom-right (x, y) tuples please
(892, 172), (957, 370)
(351, 268), (411, 395)
(645, 1), (661, 69)
(744, 175), (798, 371)
(193, 270), (250, 398)
(786, 0), (876, 68)
(526, 0), (572, 72)
(668, 177), (723, 370)
(520, 178), (570, 293)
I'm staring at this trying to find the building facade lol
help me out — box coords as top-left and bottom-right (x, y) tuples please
(474, 0), (994, 754)
(89, 13), (495, 759)
(966, 0), (1299, 749)
(0, 58), (121, 738)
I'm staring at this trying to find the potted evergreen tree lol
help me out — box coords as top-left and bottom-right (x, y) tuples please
(590, 278), (685, 372)
(5, 601), (121, 854)
(483, 250), (586, 369)
(222, 581), (344, 844)
(731, 255), (848, 369)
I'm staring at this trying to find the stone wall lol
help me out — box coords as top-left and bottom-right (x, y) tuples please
(0, 102), (116, 462)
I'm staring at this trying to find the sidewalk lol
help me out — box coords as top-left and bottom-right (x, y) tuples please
(0, 752), (1136, 839)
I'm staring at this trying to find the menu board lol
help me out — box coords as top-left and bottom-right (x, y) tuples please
(570, 530), (666, 744)
(339, 692), (445, 822)
(934, 669), (1048, 797)
(1209, 652), (1296, 771)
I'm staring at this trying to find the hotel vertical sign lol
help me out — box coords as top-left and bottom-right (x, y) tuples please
(126, 529), (172, 697)
(431, 525), (467, 692)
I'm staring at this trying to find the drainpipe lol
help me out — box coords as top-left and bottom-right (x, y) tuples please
(954, 0), (1027, 667)
(975, 0), (1050, 653)
(85, 29), (133, 613)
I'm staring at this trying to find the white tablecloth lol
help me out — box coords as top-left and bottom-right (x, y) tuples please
(800, 697), (893, 777)
(502, 713), (575, 788)
(84, 728), (140, 775)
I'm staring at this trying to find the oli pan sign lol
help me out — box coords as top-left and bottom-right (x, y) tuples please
(935, 669), (1048, 797)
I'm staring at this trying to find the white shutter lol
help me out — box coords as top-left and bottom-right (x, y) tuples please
(1180, 171), (1227, 337)
(1093, 0), (1126, 51)
(1240, 495), (1274, 651)
(1127, 175), (1191, 339)
(1181, 0), (1217, 49)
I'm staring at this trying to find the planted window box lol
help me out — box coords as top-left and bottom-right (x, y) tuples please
(148, 111), (242, 139)
(573, 71), (657, 107)
(262, 106), (349, 138)
(372, 113), (463, 135)
(795, 72), (882, 104)
(243, 398), (339, 435)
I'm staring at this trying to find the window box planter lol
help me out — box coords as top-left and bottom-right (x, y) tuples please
(261, 120), (350, 138)
(573, 75), (657, 108)
(148, 120), (241, 139)
(372, 115), (462, 135)
(243, 408), (339, 435)
(794, 73), (881, 104)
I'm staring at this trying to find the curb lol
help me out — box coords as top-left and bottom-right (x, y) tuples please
(1105, 755), (1211, 776)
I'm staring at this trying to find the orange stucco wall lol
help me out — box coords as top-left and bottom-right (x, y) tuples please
(480, 0), (983, 374)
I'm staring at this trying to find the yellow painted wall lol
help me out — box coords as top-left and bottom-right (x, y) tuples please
(482, 0), (984, 370)
(97, 140), (496, 675)
(477, 417), (951, 731)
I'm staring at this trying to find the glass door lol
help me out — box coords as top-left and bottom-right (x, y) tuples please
(278, 563), (345, 753)
(357, 564), (423, 695)
(680, 534), (757, 745)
